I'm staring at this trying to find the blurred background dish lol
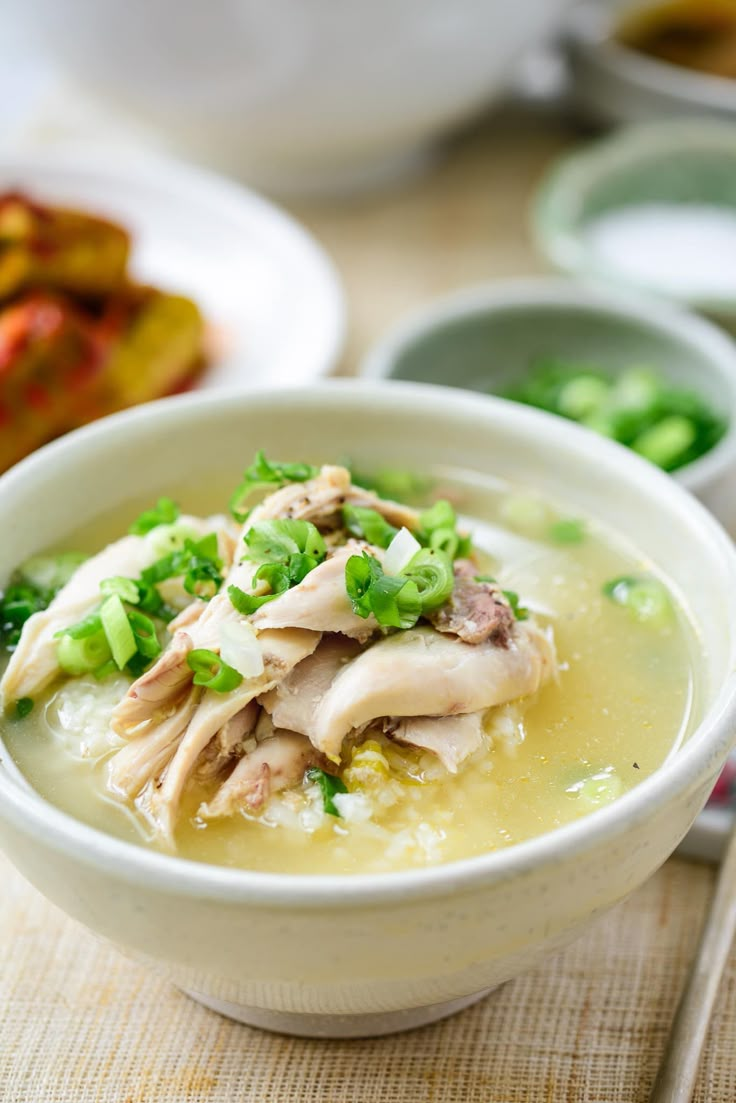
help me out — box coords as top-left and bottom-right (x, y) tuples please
(8, 0), (576, 195)
(564, 0), (736, 127)
(532, 118), (736, 320)
(360, 277), (736, 530)
(0, 147), (344, 469)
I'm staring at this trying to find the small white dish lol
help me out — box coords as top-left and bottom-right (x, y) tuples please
(360, 278), (736, 531)
(0, 147), (345, 388)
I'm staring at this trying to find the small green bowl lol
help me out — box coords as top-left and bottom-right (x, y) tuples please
(360, 277), (736, 529)
(532, 118), (736, 318)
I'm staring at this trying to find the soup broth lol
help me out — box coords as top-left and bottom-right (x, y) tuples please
(1, 467), (700, 875)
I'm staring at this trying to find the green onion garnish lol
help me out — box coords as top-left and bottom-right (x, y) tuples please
(417, 500), (472, 559)
(506, 360), (727, 473)
(1, 552), (88, 653)
(502, 590), (529, 621)
(229, 451), (319, 522)
(345, 552), (423, 629)
(126, 609), (162, 661)
(403, 548), (454, 612)
(129, 497), (180, 536)
(548, 519), (586, 545)
(603, 576), (672, 626)
(243, 519), (326, 565)
(342, 505), (398, 549)
(56, 614), (113, 676)
(15, 697), (34, 719)
(186, 648), (243, 693)
(100, 595), (138, 670)
(140, 534), (223, 601)
(100, 576), (141, 604)
(306, 766), (348, 817)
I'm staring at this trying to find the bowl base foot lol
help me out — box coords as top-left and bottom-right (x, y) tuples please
(179, 985), (496, 1038)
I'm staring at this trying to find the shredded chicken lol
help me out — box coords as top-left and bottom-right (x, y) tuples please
(387, 712), (486, 773)
(309, 623), (556, 761)
(252, 544), (380, 642)
(200, 714), (323, 818)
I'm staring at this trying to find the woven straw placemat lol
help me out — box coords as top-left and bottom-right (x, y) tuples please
(2, 853), (734, 1102)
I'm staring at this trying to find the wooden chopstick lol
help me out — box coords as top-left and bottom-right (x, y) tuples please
(649, 818), (736, 1102)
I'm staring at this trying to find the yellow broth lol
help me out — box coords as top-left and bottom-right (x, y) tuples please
(1, 470), (700, 875)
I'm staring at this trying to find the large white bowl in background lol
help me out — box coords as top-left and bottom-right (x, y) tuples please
(12, 0), (575, 192)
(0, 382), (735, 1038)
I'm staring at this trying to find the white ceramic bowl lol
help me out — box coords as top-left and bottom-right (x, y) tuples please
(14, 0), (575, 193)
(1, 382), (735, 1038)
(361, 279), (736, 532)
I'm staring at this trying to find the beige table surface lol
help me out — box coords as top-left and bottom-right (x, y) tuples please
(3, 106), (736, 1103)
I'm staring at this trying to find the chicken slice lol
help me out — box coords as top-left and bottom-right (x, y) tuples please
(200, 726), (322, 818)
(106, 686), (202, 799)
(426, 561), (515, 646)
(0, 514), (234, 706)
(387, 712), (485, 773)
(259, 634), (362, 740)
(252, 545), (379, 641)
(311, 622), (556, 761)
(247, 464), (419, 532)
(195, 700), (260, 783)
(150, 627), (320, 837)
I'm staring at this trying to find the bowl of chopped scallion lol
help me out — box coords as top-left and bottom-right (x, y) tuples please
(361, 278), (736, 530)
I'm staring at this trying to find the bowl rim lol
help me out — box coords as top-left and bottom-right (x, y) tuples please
(532, 119), (736, 313)
(565, 0), (736, 110)
(1, 380), (736, 908)
(359, 275), (736, 496)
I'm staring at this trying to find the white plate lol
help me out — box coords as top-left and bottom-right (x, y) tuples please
(0, 147), (345, 388)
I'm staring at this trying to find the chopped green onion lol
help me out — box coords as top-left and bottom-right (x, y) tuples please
(146, 522), (202, 557)
(100, 595), (137, 670)
(603, 575), (672, 626)
(306, 766), (348, 817)
(428, 526), (460, 559)
(419, 499), (456, 535)
(404, 548), (454, 612)
(229, 451), (319, 522)
(369, 575), (422, 630)
(57, 621), (113, 676)
(633, 416), (697, 472)
(141, 535), (223, 600)
(15, 697), (33, 719)
(100, 576), (140, 604)
(345, 552), (423, 629)
(548, 519), (586, 545)
(342, 505), (398, 549)
(502, 590), (529, 621)
(129, 497), (180, 536)
(55, 612), (104, 640)
(506, 358), (727, 473)
(126, 609), (162, 660)
(187, 648), (243, 692)
(243, 519), (325, 565)
(416, 499), (472, 560)
(93, 660), (119, 682)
